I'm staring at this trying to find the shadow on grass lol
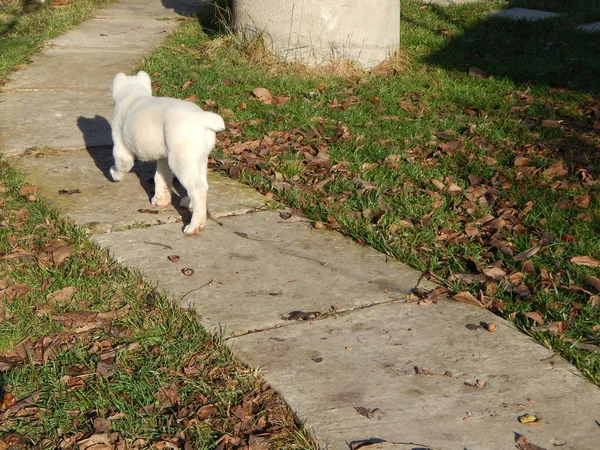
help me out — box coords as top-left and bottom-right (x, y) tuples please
(420, 1), (600, 96)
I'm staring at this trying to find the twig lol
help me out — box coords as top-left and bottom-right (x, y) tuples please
(279, 250), (328, 266)
(143, 241), (173, 250)
(180, 279), (221, 302)
(234, 231), (279, 242)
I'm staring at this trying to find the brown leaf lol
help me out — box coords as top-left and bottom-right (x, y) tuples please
(77, 433), (112, 450)
(514, 245), (542, 261)
(482, 267), (506, 280)
(354, 406), (383, 418)
(167, 255), (181, 262)
(197, 404), (218, 420)
(251, 87), (274, 105)
(541, 119), (562, 128)
(540, 161), (568, 179)
(515, 433), (547, 450)
(0, 392), (17, 410)
(573, 195), (590, 209)
(584, 275), (600, 292)
(93, 417), (111, 434)
(181, 268), (195, 276)
(523, 311), (544, 325)
(452, 291), (483, 308)
(248, 435), (270, 450)
(512, 284), (531, 298)
(0, 283), (30, 301)
(52, 244), (74, 265)
(399, 101), (417, 114)
(156, 386), (180, 406)
(522, 260), (535, 274)
(96, 361), (116, 378)
(19, 185), (38, 196)
(46, 286), (75, 303)
(570, 256), (600, 268)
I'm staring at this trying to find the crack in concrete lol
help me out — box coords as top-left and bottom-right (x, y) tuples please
(223, 293), (434, 340)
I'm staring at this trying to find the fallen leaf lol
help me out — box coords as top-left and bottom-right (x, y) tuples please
(512, 284), (531, 298)
(0, 392), (17, 410)
(570, 256), (600, 268)
(540, 161), (568, 179)
(49, 244), (73, 266)
(515, 434), (547, 450)
(77, 433), (112, 450)
(93, 417), (111, 433)
(181, 268), (194, 276)
(584, 275), (600, 292)
(167, 255), (181, 262)
(414, 367), (434, 375)
(573, 195), (590, 208)
(452, 291), (484, 307)
(514, 245), (542, 261)
(46, 286), (75, 303)
(523, 311), (544, 325)
(252, 87), (274, 105)
(19, 185), (38, 196)
(96, 361), (116, 378)
(156, 386), (180, 406)
(482, 267), (506, 280)
(354, 406), (382, 419)
(197, 404), (218, 420)
(541, 119), (562, 128)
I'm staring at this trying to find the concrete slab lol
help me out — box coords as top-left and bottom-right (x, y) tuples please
(5, 48), (150, 90)
(13, 149), (267, 233)
(95, 0), (209, 19)
(0, 90), (113, 153)
(92, 215), (430, 337)
(230, 300), (600, 450)
(49, 18), (177, 51)
(576, 21), (600, 33)
(491, 8), (560, 21)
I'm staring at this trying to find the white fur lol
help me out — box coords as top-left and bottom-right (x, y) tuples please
(110, 71), (225, 235)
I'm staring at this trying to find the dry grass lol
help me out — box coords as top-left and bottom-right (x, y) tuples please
(198, 31), (410, 79)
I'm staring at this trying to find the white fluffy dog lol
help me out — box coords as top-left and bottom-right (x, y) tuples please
(110, 71), (225, 235)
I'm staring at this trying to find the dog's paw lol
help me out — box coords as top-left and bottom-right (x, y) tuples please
(183, 224), (203, 235)
(151, 196), (170, 207)
(179, 196), (191, 209)
(109, 166), (124, 182)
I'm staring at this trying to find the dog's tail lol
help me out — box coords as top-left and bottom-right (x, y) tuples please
(200, 111), (226, 133)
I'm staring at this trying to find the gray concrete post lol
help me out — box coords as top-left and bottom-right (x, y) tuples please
(232, 0), (400, 68)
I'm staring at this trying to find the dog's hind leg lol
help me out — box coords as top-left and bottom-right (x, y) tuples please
(109, 139), (134, 182)
(151, 158), (174, 206)
(176, 159), (208, 235)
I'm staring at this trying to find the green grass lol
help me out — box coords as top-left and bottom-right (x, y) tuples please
(137, 0), (600, 385)
(0, 0), (112, 82)
(0, 162), (314, 448)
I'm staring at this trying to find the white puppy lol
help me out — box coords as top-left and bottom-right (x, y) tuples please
(110, 71), (225, 235)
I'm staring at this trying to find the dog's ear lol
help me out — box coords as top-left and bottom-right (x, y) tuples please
(112, 72), (127, 99)
(136, 71), (152, 94)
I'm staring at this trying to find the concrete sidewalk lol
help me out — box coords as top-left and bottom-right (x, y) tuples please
(2, 1), (600, 449)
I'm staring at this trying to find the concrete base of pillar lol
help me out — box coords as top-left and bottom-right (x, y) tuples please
(232, 0), (400, 69)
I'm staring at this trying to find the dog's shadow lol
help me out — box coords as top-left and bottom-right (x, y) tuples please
(77, 115), (188, 213)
